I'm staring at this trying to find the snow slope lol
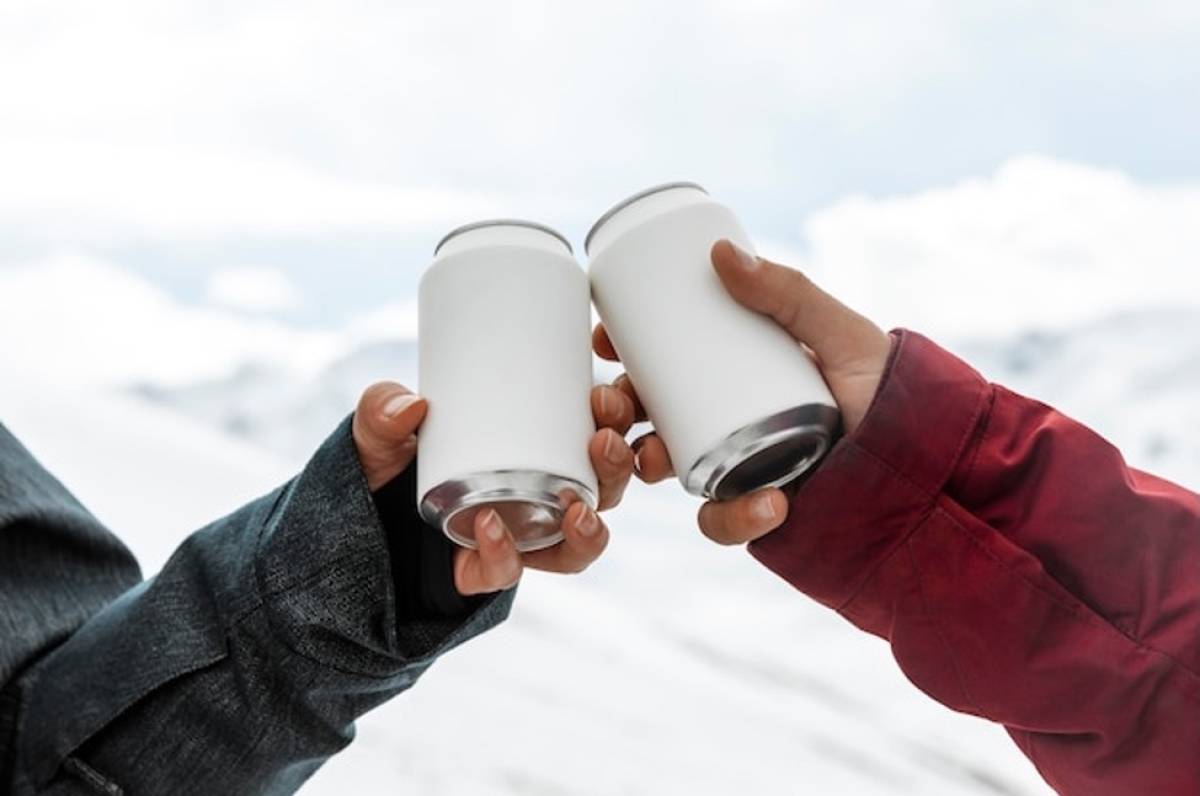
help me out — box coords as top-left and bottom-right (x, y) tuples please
(131, 339), (419, 463)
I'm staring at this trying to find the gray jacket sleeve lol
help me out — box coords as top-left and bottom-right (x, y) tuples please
(1, 417), (513, 796)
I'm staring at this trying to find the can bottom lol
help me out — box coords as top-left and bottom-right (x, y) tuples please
(684, 403), (841, 501)
(419, 470), (597, 552)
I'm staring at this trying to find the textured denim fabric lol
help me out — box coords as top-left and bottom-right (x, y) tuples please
(0, 418), (512, 795)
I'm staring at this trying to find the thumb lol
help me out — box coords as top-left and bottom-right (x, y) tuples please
(352, 381), (428, 491)
(710, 239), (886, 369)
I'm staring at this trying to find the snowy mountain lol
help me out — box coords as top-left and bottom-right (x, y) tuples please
(132, 339), (420, 462)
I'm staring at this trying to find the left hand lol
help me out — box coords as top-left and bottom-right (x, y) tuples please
(351, 381), (636, 596)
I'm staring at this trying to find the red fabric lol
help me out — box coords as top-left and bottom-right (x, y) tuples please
(749, 330), (1200, 795)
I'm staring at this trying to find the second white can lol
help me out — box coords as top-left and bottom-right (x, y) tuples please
(586, 183), (839, 501)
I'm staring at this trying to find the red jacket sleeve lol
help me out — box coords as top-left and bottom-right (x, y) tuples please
(749, 330), (1200, 796)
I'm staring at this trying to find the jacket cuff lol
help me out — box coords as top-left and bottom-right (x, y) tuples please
(373, 461), (483, 621)
(748, 330), (992, 610)
(256, 415), (512, 675)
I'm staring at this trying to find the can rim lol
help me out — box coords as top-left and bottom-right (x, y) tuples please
(434, 218), (574, 256)
(584, 181), (708, 255)
(419, 469), (598, 553)
(683, 403), (839, 500)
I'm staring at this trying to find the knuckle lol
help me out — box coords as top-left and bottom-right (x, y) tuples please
(698, 524), (729, 545)
(767, 258), (811, 288)
(486, 570), (519, 592)
(606, 426), (629, 450)
(697, 504), (749, 546)
(500, 558), (523, 585)
(454, 573), (483, 596)
(771, 290), (803, 330)
(644, 461), (672, 483)
(616, 389), (635, 417)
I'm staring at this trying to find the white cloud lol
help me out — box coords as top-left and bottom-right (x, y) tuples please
(0, 139), (507, 240)
(0, 253), (344, 387)
(344, 299), (420, 343)
(0, 251), (419, 392)
(798, 156), (1200, 339)
(207, 266), (301, 312)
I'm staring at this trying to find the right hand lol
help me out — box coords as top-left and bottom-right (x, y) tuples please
(593, 238), (893, 546)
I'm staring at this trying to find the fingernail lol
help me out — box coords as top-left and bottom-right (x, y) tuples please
(598, 385), (613, 417)
(603, 431), (625, 465)
(577, 506), (600, 537)
(632, 446), (643, 474)
(382, 393), (420, 418)
(729, 241), (760, 273)
(480, 509), (505, 542)
(752, 492), (779, 524)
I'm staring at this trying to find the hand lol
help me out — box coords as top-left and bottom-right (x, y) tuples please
(593, 239), (892, 546)
(351, 380), (636, 595)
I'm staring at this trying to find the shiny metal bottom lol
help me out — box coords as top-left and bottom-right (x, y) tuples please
(683, 404), (840, 501)
(419, 470), (597, 553)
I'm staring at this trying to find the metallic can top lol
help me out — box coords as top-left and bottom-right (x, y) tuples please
(584, 181), (708, 255)
(420, 469), (597, 553)
(434, 218), (574, 257)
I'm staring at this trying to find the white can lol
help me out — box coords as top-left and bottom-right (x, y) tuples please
(586, 183), (839, 501)
(417, 220), (598, 552)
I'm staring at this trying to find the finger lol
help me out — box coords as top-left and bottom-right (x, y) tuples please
(592, 323), (620, 361)
(454, 509), (523, 595)
(710, 239), (890, 370)
(612, 374), (648, 423)
(591, 384), (635, 435)
(522, 501), (609, 574)
(697, 488), (788, 546)
(352, 381), (428, 491)
(631, 432), (674, 483)
(589, 428), (634, 510)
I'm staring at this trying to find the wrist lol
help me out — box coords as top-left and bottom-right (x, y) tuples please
(372, 464), (480, 620)
(748, 330), (992, 609)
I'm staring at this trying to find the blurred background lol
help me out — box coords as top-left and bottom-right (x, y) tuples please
(2, 1), (1198, 793)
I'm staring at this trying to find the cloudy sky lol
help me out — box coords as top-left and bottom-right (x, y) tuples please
(1, 0), (1199, 385)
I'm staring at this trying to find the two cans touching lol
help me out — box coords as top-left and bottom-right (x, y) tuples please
(417, 182), (840, 552)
